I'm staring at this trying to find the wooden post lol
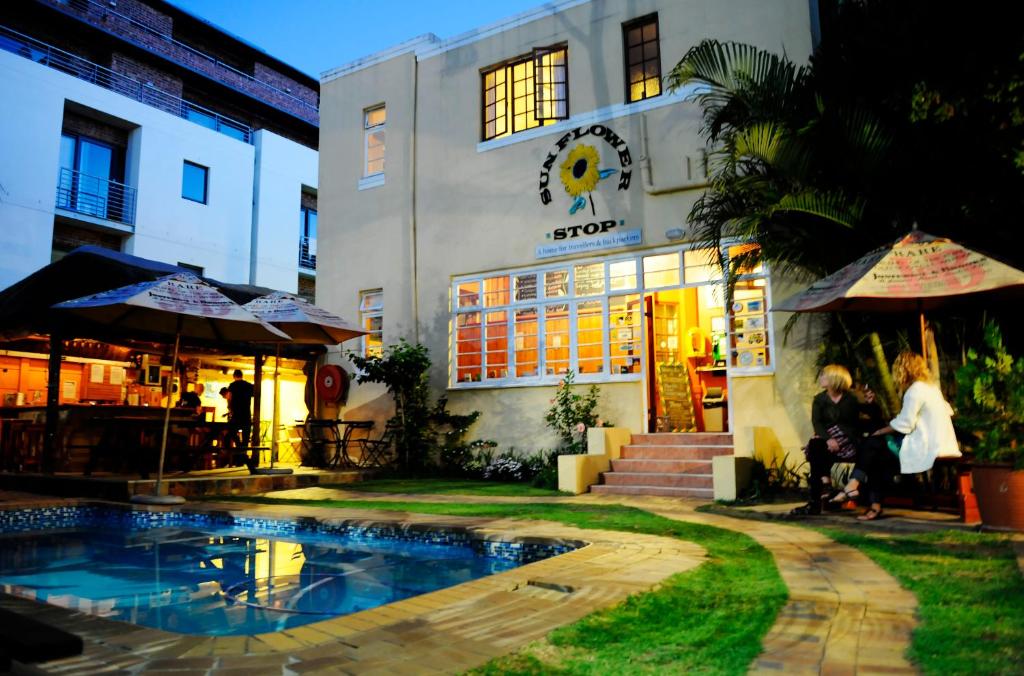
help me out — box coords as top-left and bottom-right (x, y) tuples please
(252, 353), (264, 454)
(42, 331), (64, 474)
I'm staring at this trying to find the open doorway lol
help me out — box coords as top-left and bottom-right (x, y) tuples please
(644, 286), (728, 433)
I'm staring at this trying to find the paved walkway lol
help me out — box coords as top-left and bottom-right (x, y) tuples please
(0, 488), (921, 674)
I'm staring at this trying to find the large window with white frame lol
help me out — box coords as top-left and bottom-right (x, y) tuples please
(450, 245), (771, 387)
(359, 289), (383, 357)
(363, 106), (386, 177)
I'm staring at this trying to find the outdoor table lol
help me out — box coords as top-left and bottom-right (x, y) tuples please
(333, 420), (374, 468)
(296, 418), (374, 468)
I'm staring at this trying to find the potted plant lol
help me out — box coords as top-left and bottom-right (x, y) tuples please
(954, 320), (1024, 530)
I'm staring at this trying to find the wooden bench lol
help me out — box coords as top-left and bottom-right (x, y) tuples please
(0, 606), (83, 668)
(883, 457), (979, 523)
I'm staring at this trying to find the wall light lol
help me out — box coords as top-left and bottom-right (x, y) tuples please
(665, 228), (684, 240)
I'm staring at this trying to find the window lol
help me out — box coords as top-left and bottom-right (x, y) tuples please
(57, 133), (129, 222)
(359, 290), (383, 358)
(450, 246), (772, 387)
(364, 106), (386, 177)
(482, 45), (568, 141)
(182, 161), (208, 204)
(623, 14), (661, 103)
(299, 206), (317, 270)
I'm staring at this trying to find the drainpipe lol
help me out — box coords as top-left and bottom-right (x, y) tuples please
(639, 112), (710, 196)
(409, 55), (420, 344)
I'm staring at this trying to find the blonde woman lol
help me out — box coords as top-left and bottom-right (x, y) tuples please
(790, 365), (863, 516)
(832, 351), (960, 520)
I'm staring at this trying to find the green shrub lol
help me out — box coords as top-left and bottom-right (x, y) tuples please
(544, 371), (609, 454)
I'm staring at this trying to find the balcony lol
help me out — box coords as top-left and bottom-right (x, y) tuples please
(56, 167), (137, 227)
(0, 25), (253, 143)
(299, 235), (316, 271)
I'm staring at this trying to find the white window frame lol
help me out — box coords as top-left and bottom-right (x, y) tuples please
(359, 289), (384, 358)
(362, 105), (386, 180)
(448, 242), (773, 389)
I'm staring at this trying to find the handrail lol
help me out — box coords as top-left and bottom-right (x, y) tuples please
(56, 167), (137, 227)
(0, 25), (253, 143)
(299, 235), (317, 270)
(50, 0), (319, 118)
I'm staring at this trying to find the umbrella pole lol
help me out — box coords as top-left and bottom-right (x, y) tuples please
(132, 327), (185, 505)
(272, 344), (280, 466)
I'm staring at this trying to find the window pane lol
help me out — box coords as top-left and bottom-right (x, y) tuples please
(642, 21), (657, 42)
(544, 269), (568, 297)
(513, 308), (539, 377)
(514, 273), (538, 302)
(484, 311), (508, 379)
(609, 294), (642, 374)
(365, 107), (386, 128)
(182, 161), (208, 204)
(574, 263), (605, 296)
(609, 260), (637, 291)
(643, 253), (679, 288)
(684, 248), (720, 284)
(577, 300), (605, 374)
(360, 291), (383, 312)
(544, 304), (569, 376)
(483, 275), (510, 307)
(457, 281), (480, 308)
(728, 243), (764, 274)
(366, 159), (384, 175)
(456, 312), (482, 382)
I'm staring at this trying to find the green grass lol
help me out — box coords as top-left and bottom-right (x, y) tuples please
(223, 496), (787, 674)
(822, 528), (1024, 675)
(322, 478), (566, 497)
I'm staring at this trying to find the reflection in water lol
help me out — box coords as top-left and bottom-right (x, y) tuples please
(0, 526), (517, 636)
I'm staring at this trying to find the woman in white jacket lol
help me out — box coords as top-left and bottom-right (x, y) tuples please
(831, 351), (960, 520)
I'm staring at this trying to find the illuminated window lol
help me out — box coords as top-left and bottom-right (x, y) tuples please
(684, 248), (721, 284)
(609, 259), (638, 291)
(484, 311), (509, 379)
(482, 45), (568, 141)
(456, 311), (482, 382)
(359, 290), (383, 357)
(643, 252), (680, 288)
(609, 294), (642, 374)
(364, 106), (386, 177)
(623, 14), (661, 103)
(576, 300), (605, 374)
(544, 304), (570, 375)
(574, 263), (604, 296)
(514, 308), (539, 377)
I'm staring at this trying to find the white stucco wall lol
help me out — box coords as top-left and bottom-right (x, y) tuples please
(0, 49), (317, 291)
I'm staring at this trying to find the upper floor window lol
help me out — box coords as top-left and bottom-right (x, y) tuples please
(364, 106), (386, 177)
(359, 290), (384, 358)
(623, 15), (661, 103)
(182, 161), (208, 204)
(299, 206), (317, 270)
(482, 45), (568, 141)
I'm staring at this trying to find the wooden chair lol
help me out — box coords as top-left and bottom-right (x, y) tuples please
(355, 421), (398, 468)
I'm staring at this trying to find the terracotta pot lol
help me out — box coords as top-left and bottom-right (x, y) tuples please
(971, 464), (1024, 531)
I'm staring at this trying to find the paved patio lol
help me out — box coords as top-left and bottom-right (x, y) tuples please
(0, 488), (936, 674)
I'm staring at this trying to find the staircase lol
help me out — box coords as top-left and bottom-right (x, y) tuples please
(589, 432), (733, 499)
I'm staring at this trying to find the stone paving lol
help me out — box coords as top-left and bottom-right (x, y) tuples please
(0, 487), (938, 674)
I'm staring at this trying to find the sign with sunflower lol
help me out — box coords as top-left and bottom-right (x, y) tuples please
(538, 124), (633, 217)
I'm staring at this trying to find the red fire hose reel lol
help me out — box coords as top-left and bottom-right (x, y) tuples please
(315, 364), (349, 404)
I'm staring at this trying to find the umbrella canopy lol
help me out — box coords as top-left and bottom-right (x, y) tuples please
(241, 292), (365, 344)
(54, 272), (290, 342)
(54, 272), (291, 503)
(774, 230), (1024, 313)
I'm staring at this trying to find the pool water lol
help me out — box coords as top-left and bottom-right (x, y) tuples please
(0, 523), (520, 636)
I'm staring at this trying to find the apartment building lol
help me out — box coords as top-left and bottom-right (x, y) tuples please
(0, 0), (320, 298)
(318, 0), (820, 461)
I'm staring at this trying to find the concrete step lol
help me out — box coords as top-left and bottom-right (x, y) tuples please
(631, 433), (733, 446)
(610, 458), (712, 474)
(621, 444), (733, 460)
(590, 484), (714, 499)
(601, 472), (712, 488)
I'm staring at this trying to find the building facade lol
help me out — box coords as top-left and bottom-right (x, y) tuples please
(318, 0), (822, 457)
(0, 0), (320, 297)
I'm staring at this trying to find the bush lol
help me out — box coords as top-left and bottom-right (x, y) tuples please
(545, 371), (609, 454)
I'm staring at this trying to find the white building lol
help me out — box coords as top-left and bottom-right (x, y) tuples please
(0, 0), (320, 297)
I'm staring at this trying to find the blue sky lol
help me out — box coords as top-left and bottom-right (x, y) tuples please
(168, 0), (549, 79)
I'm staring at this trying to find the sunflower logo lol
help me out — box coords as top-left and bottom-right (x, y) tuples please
(559, 144), (618, 215)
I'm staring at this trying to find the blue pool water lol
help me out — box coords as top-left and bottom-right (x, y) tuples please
(0, 512), (540, 636)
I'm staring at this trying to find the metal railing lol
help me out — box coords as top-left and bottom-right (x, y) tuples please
(48, 0), (319, 122)
(299, 235), (317, 270)
(56, 167), (137, 227)
(0, 25), (253, 143)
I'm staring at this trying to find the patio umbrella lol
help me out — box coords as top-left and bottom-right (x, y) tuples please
(54, 272), (290, 504)
(242, 292), (365, 473)
(774, 230), (1024, 355)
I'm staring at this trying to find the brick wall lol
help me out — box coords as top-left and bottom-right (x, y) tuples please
(52, 223), (123, 254)
(297, 276), (316, 303)
(255, 63), (319, 109)
(111, 52), (183, 98)
(63, 111), (130, 147)
(111, 0), (172, 34)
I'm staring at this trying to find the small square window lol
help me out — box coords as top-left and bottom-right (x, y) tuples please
(182, 161), (208, 204)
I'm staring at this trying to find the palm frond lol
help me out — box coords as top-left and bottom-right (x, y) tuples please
(770, 191), (864, 229)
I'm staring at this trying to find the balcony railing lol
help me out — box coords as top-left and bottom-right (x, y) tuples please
(56, 167), (137, 227)
(0, 25), (253, 143)
(299, 235), (317, 270)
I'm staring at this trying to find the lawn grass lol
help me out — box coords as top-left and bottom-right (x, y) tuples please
(223, 496), (787, 674)
(323, 478), (565, 497)
(822, 527), (1024, 675)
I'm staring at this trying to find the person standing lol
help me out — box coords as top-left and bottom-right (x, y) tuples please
(227, 369), (255, 469)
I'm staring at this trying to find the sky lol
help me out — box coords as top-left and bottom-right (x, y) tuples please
(167, 0), (551, 79)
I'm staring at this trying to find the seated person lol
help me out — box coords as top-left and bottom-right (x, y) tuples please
(176, 383), (204, 415)
(791, 365), (863, 516)
(832, 351), (961, 520)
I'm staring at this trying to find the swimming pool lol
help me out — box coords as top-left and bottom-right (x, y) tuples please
(0, 506), (575, 636)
